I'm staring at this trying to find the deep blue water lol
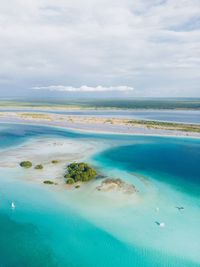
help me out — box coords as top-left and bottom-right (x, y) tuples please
(93, 139), (200, 194)
(0, 123), (200, 266)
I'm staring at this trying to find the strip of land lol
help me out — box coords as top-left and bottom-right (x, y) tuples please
(0, 111), (200, 137)
(1, 98), (200, 110)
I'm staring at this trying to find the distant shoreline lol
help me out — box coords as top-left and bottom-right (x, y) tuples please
(1, 106), (200, 112)
(0, 98), (200, 111)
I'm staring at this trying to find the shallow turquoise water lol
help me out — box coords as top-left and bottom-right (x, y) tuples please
(0, 123), (200, 267)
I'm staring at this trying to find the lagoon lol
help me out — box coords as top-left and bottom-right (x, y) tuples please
(0, 123), (200, 267)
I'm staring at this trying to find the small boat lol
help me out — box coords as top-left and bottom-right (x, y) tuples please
(159, 222), (165, 228)
(155, 221), (165, 228)
(11, 202), (15, 209)
(176, 206), (184, 211)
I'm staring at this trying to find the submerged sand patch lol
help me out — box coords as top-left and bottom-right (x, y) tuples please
(0, 137), (102, 185)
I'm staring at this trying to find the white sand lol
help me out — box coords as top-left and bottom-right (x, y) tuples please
(0, 134), (140, 206)
(0, 137), (103, 185)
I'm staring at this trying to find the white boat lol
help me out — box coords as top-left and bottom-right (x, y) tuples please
(155, 221), (165, 227)
(159, 222), (165, 228)
(11, 202), (15, 209)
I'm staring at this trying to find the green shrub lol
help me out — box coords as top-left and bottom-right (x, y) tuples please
(34, 164), (43, 170)
(43, 180), (54, 185)
(52, 160), (59, 164)
(64, 173), (71, 179)
(20, 161), (32, 168)
(66, 178), (75, 184)
(65, 162), (97, 183)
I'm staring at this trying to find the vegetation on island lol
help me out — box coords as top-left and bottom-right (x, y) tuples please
(66, 178), (75, 184)
(64, 162), (97, 183)
(43, 180), (55, 185)
(20, 113), (51, 120)
(34, 164), (43, 170)
(19, 159), (97, 186)
(51, 160), (59, 164)
(20, 161), (32, 168)
(64, 116), (200, 134)
(127, 120), (200, 133)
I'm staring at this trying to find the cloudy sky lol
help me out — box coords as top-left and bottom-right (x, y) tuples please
(0, 0), (200, 98)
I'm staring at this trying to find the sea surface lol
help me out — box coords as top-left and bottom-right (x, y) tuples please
(0, 123), (200, 267)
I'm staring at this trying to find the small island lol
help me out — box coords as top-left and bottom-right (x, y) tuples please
(18, 159), (137, 195)
(52, 160), (59, 164)
(64, 162), (97, 184)
(34, 164), (43, 170)
(19, 161), (32, 168)
(43, 180), (55, 185)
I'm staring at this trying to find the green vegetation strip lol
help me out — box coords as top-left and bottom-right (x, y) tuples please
(1, 99), (200, 109)
(127, 120), (200, 133)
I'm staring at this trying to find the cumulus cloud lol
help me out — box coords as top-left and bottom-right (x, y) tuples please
(0, 0), (200, 97)
(32, 85), (134, 92)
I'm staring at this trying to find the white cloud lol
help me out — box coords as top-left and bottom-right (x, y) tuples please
(32, 85), (134, 92)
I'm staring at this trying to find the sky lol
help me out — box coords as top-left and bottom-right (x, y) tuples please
(0, 0), (200, 98)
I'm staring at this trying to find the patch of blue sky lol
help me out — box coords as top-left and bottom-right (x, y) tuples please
(169, 16), (200, 32)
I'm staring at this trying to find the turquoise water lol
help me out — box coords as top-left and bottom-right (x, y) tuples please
(93, 138), (200, 194)
(0, 123), (200, 267)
